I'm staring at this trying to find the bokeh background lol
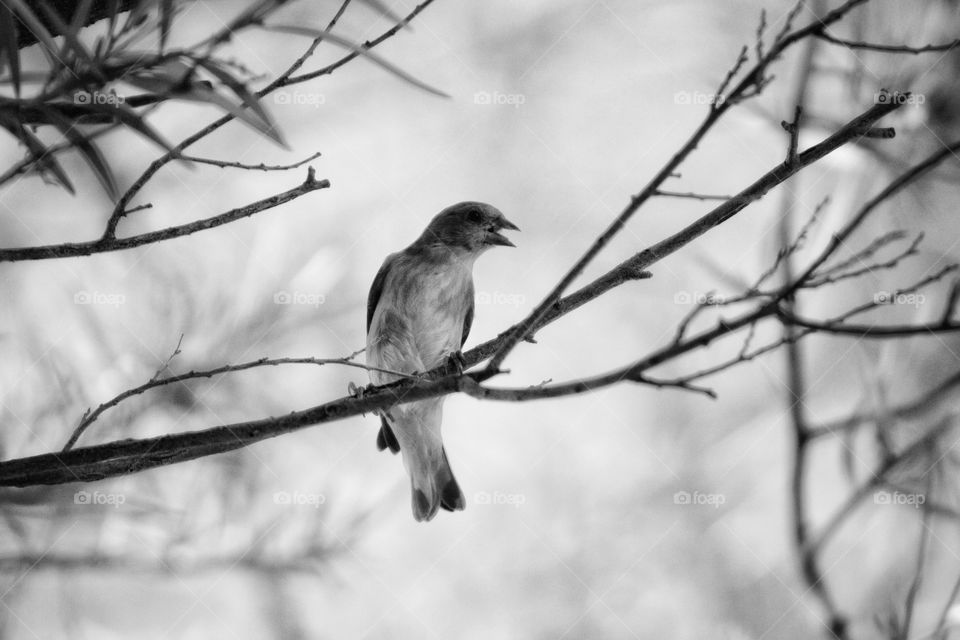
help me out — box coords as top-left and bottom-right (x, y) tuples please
(2, 0), (960, 638)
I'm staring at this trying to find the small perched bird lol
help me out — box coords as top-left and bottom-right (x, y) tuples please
(366, 201), (519, 522)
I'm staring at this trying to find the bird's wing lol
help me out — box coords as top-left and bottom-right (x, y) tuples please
(460, 298), (474, 348)
(368, 253), (403, 455)
(366, 253), (396, 333)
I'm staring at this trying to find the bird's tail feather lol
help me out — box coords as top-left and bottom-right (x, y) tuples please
(376, 417), (401, 454)
(438, 449), (465, 512)
(410, 448), (465, 522)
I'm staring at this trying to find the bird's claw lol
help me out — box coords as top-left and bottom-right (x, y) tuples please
(347, 381), (369, 417)
(348, 381), (364, 398)
(445, 350), (466, 375)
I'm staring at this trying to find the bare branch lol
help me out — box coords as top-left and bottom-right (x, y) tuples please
(100, 0), (438, 240)
(178, 151), (322, 172)
(0, 168), (329, 262)
(809, 370), (960, 439)
(62, 349), (416, 452)
(810, 417), (954, 556)
(486, 97), (902, 373)
(816, 30), (960, 54)
(777, 313), (960, 337)
(900, 476), (933, 640)
(751, 196), (830, 292)
(782, 104), (803, 166)
(483, 0), (878, 373)
(631, 375), (717, 399)
(807, 231), (918, 288)
(653, 190), (733, 201)
(789, 138), (960, 293)
(714, 45), (748, 100)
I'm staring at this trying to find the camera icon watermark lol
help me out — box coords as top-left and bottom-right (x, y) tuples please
(473, 90), (526, 108)
(673, 290), (725, 305)
(673, 490), (725, 508)
(273, 490), (325, 508)
(74, 490), (126, 508)
(74, 290), (125, 307)
(874, 89), (924, 106)
(873, 291), (925, 308)
(476, 291), (526, 307)
(474, 490), (526, 508)
(74, 89), (125, 108)
(874, 490), (925, 508)
(673, 90), (724, 106)
(273, 290), (325, 307)
(273, 90), (325, 108)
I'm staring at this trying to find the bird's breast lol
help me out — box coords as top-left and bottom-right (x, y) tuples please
(368, 255), (474, 374)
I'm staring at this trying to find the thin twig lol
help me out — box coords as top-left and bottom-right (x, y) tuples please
(178, 151), (322, 172)
(62, 350), (415, 451)
(654, 190), (733, 201)
(483, 0), (876, 373)
(0, 169), (329, 261)
(809, 370), (960, 439)
(99, 0), (438, 241)
(816, 30), (960, 54)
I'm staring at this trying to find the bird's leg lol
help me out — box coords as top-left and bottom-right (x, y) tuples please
(445, 350), (466, 376)
(348, 381), (396, 419)
(347, 381), (371, 417)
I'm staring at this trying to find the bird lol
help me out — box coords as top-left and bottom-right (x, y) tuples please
(365, 201), (519, 522)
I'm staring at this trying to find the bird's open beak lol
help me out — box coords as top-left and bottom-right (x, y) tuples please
(484, 216), (520, 248)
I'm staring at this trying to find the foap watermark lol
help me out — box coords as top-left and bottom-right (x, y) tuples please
(673, 490), (725, 508)
(673, 90), (724, 106)
(874, 89), (925, 106)
(476, 291), (526, 307)
(74, 89), (125, 107)
(274, 290), (325, 307)
(474, 490), (526, 508)
(673, 290), (725, 305)
(273, 490), (325, 508)
(473, 90), (526, 108)
(873, 291), (925, 308)
(74, 490), (126, 508)
(273, 90), (325, 108)
(874, 490), (925, 509)
(74, 290), (125, 307)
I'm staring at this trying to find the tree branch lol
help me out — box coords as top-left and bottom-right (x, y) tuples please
(0, 168), (329, 261)
(62, 350), (416, 452)
(483, 0), (875, 372)
(816, 30), (960, 54)
(101, 0), (438, 240)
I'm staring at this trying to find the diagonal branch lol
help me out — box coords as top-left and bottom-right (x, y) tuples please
(100, 0), (438, 241)
(483, 0), (875, 372)
(61, 350), (417, 452)
(0, 168), (329, 262)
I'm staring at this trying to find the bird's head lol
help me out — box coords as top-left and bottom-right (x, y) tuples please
(417, 202), (519, 254)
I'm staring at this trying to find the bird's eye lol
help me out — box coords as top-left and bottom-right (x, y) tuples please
(467, 208), (483, 224)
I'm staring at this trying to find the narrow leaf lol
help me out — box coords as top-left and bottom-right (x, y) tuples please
(41, 105), (119, 201)
(194, 58), (286, 147)
(159, 0), (174, 52)
(78, 101), (175, 152)
(36, 0), (102, 77)
(355, 0), (408, 28)
(177, 83), (287, 148)
(265, 24), (449, 98)
(0, 4), (21, 96)
(5, 0), (60, 66)
(0, 118), (75, 194)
